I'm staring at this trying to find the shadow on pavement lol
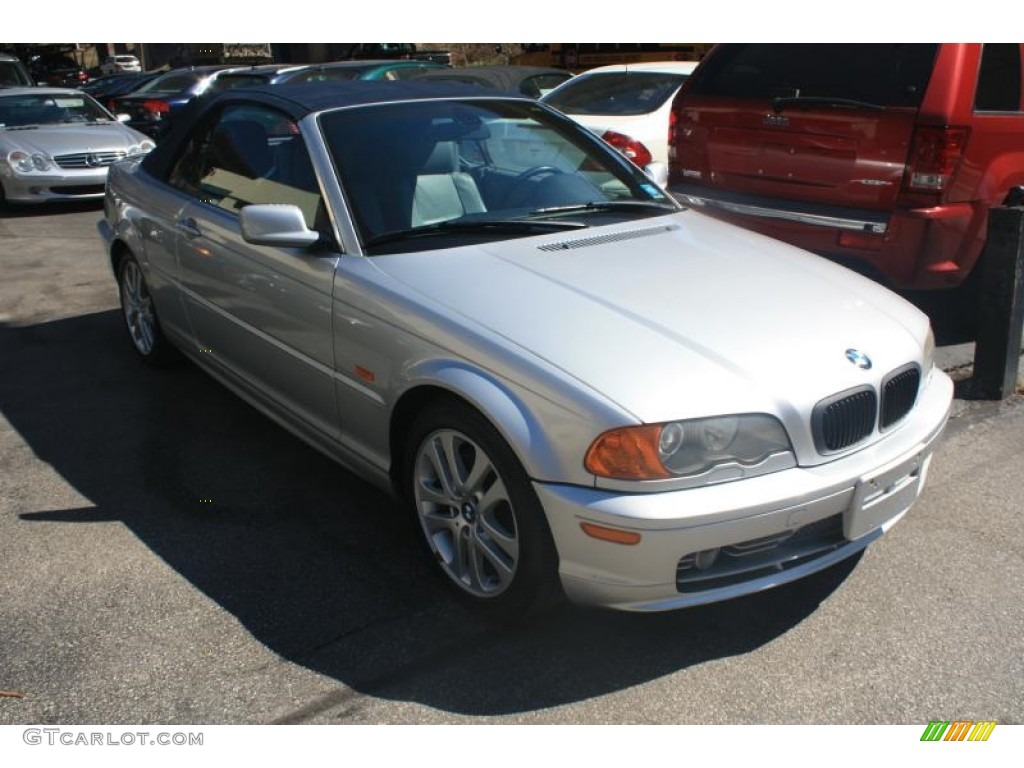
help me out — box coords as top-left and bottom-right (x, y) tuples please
(1, 310), (858, 718)
(0, 200), (103, 220)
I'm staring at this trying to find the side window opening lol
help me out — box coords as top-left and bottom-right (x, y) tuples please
(975, 44), (1022, 113)
(168, 103), (325, 232)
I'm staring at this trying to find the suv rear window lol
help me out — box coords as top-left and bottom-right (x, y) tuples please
(546, 72), (689, 115)
(686, 44), (939, 108)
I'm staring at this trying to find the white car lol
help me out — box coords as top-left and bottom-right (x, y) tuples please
(100, 55), (142, 75)
(542, 61), (699, 187)
(0, 88), (154, 204)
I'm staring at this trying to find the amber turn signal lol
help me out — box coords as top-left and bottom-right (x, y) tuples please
(584, 425), (671, 480)
(580, 522), (642, 546)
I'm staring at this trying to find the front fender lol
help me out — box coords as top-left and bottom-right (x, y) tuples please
(398, 359), (599, 487)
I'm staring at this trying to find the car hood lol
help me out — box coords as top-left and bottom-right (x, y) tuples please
(371, 211), (929, 425)
(0, 123), (148, 153)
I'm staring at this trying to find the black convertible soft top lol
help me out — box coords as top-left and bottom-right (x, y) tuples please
(141, 80), (520, 179)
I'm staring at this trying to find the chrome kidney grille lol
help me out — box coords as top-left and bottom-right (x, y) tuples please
(54, 151), (126, 169)
(812, 364), (921, 453)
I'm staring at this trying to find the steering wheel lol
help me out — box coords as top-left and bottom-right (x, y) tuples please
(515, 165), (562, 182)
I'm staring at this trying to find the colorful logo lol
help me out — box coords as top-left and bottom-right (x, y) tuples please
(921, 721), (997, 741)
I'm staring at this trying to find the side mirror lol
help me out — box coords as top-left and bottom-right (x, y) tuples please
(116, 113), (131, 123)
(239, 204), (320, 249)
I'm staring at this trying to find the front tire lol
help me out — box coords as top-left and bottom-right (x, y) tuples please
(405, 402), (561, 618)
(117, 252), (176, 366)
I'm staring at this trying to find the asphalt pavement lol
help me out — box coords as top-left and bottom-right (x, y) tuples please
(0, 202), (1022, 725)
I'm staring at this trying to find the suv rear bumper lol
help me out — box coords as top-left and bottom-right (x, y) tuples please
(671, 185), (983, 290)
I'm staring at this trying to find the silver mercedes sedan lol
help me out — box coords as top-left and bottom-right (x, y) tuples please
(98, 82), (953, 617)
(1, 87), (154, 204)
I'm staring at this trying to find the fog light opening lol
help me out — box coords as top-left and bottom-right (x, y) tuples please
(695, 548), (720, 570)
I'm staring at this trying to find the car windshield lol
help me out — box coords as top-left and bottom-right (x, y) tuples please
(544, 72), (690, 115)
(207, 73), (274, 92)
(134, 71), (203, 94)
(284, 65), (375, 84)
(0, 93), (113, 127)
(319, 98), (675, 252)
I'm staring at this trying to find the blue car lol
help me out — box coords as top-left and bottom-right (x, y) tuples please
(110, 66), (239, 137)
(206, 59), (450, 94)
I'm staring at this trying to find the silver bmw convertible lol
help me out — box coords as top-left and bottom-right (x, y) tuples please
(98, 82), (953, 616)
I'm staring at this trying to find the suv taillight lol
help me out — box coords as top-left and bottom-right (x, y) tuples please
(601, 130), (653, 169)
(904, 126), (969, 193)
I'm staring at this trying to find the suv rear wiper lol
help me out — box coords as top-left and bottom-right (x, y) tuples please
(364, 217), (587, 249)
(772, 96), (885, 113)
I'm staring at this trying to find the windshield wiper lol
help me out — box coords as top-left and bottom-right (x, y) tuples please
(529, 200), (679, 216)
(771, 96), (885, 113)
(364, 217), (587, 249)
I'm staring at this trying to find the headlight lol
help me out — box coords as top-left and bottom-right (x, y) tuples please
(8, 150), (52, 173)
(127, 140), (155, 156)
(923, 326), (935, 373)
(585, 414), (794, 482)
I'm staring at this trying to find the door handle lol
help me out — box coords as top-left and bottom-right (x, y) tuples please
(176, 217), (202, 238)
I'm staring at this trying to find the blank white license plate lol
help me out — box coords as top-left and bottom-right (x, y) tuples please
(845, 450), (930, 540)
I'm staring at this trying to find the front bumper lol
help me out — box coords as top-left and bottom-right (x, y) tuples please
(1, 166), (108, 203)
(537, 369), (953, 611)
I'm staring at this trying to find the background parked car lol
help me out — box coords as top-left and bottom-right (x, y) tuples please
(412, 65), (572, 98)
(542, 61), (698, 187)
(0, 53), (34, 88)
(279, 59), (449, 84)
(100, 55), (142, 75)
(206, 60), (453, 95)
(81, 71), (162, 111)
(668, 43), (1024, 292)
(110, 65), (240, 137)
(0, 87), (154, 205)
(203, 63), (312, 93)
(29, 53), (90, 88)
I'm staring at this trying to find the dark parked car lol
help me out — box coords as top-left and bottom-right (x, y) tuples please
(0, 53), (34, 87)
(207, 60), (450, 94)
(81, 71), (161, 111)
(29, 53), (90, 88)
(413, 66), (572, 99)
(110, 66), (239, 137)
(668, 43), (1024, 291)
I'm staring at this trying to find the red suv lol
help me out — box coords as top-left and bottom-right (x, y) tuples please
(668, 44), (1024, 290)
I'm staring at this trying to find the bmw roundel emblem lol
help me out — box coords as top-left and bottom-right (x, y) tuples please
(845, 349), (872, 370)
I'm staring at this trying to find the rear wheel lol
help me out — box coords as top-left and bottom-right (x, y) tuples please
(405, 402), (561, 618)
